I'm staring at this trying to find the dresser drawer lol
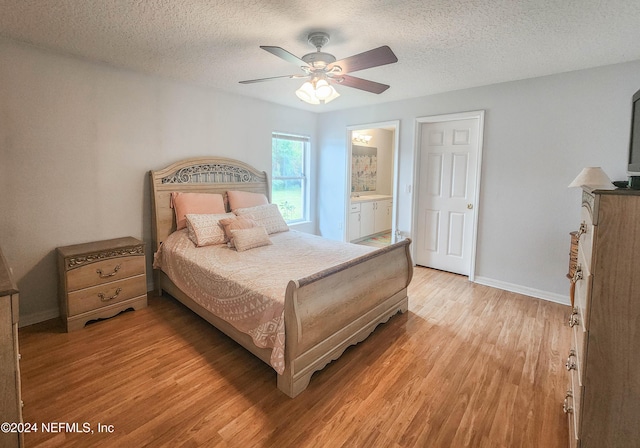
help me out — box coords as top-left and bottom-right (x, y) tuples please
(571, 366), (582, 443)
(567, 406), (577, 448)
(578, 207), (594, 271)
(574, 253), (592, 331)
(573, 323), (586, 386)
(350, 203), (361, 213)
(66, 255), (145, 292)
(0, 247), (23, 448)
(67, 274), (146, 316)
(565, 362), (582, 447)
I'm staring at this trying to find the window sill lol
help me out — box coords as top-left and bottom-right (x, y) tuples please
(287, 221), (316, 234)
(287, 220), (312, 228)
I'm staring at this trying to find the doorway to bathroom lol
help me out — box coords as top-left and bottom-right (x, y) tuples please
(345, 120), (400, 247)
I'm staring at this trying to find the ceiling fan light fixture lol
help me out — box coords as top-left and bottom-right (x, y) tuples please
(295, 81), (320, 104)
(319, 84), (340, 104)
(242, 33), (398, 104)
(295, 79), (339, 105)
(314, 79), (333, 100)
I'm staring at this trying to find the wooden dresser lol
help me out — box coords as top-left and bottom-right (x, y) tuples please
(565, 188), (640, 447)
(57, 237), (147, 331)
(0, 248), (23, 448)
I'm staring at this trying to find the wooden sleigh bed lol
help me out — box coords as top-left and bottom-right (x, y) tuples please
(149, 157), (413, 397)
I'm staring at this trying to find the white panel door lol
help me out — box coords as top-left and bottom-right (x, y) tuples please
(415, 118), (479, 275)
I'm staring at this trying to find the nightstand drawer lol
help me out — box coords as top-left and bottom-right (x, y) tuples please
(67, 274), (146, 316)
(66, 256), (145, 292)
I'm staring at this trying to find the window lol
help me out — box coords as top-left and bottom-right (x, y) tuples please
(272, 133), (309, 223)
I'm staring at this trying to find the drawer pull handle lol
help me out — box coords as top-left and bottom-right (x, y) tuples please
(576, 221), (587, 239)
(96, 264), (121, 278)
(563, 397), (573, 414)
(572, 266), (583, 283)
(565, 390), (573, 399)
(566, 350), (577, 371)
(568, 310), (579, 328)
(563, 390), (573, 414)
(568, 265), (583, 309)
(98, 288), (122, 302)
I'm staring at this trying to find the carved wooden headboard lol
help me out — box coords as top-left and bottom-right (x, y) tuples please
(149, 157), (270, 251)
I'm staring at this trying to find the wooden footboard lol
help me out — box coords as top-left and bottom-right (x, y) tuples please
(278, 238), (413, 397)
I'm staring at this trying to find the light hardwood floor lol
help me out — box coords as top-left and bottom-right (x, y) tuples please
(19, 267), (571, 447)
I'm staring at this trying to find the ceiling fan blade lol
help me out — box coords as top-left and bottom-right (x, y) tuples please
(239, 74), (302, 84)
(333, 74), (390, 94)
(260, 46), (309, 67)
(329, 46), (398, 74)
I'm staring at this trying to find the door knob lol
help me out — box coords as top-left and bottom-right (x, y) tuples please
(467, 204), (473, 209)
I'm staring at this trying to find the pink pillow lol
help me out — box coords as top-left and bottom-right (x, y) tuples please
(227, 190), (268, 211)
(231, 226), (272, 252)
(171, 192), (225, 230)
(219, 216), (258, 247)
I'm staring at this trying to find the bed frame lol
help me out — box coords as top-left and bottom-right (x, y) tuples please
(149, 157), (413, 397)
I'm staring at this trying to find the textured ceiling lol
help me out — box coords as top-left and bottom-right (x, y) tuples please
(1, 0), (640, 112)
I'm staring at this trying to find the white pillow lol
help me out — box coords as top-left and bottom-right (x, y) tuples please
(233, 204), (289, 234)
(231, 226), (272, 252)
(185, 213), (235, 247)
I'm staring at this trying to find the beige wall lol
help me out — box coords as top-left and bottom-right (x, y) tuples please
(351, 128), (394, 196)
(371, 128), (394, 196)
(0, 38), (317, 325)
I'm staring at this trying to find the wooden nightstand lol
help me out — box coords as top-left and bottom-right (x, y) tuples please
(57, 237), (147, 332)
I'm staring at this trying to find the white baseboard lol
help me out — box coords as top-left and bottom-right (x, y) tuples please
(473, 276), (570, 306)
(19, 308), (59, 328)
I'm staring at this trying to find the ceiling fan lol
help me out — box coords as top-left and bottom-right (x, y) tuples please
(239, 32), (398, 104)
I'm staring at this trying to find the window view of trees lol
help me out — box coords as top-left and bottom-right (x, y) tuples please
(272, 134), (308, 223)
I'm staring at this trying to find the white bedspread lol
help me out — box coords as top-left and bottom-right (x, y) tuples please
(156, 229), (374, 374)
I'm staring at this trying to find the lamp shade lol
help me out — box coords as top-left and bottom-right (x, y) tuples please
(295, 82), (319, 104)
(295, 79), (340, 105)
(314, 79), (333, 100)
(319, 84), (340, 104)
(568, 167), (614, 189)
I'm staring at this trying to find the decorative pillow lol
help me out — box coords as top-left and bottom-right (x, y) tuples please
(219, 216), (258, 247)
(234, 203), (289, 234)
(171, 192), (225, 230)
(227, 190), (269, 211)
(231, 226), (272, 252)
(185, 213), (235, 247)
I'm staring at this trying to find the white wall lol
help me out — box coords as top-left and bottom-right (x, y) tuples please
(317, 60), (640, 303)
(0, 38), (317, 325)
